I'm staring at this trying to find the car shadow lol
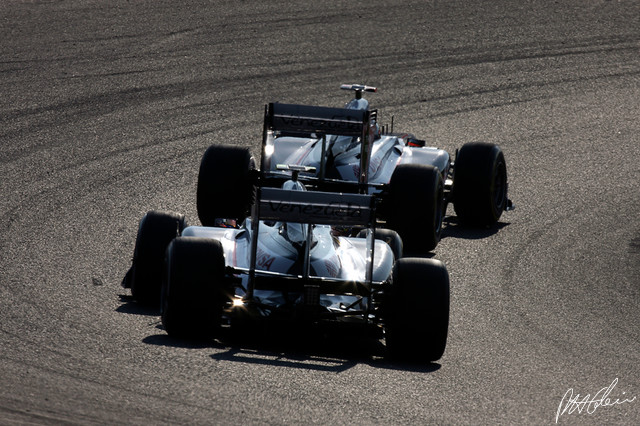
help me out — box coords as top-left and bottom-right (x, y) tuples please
(116, 294), (160, 317)
(391, 219), (510, 258)
(210, 329), (442, 373)
(210, 346), (361, 373)
(143, 333), (218, 350)
(141, 324), (441, 373)
(209, 345), (440, 374)
(441, 217), (510, 241)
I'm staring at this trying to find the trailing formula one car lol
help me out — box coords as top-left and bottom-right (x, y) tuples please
(197, 84), (513, 253)
(123, 170), (450, 362)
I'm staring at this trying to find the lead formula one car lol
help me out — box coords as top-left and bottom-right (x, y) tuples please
(124, 169), (450, 362)
(197, 84), (513, 254)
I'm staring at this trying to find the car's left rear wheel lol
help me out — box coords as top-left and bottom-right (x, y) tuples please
(197, 145), (255, 226)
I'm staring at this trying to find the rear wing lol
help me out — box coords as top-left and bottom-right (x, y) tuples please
(266, 103), (369, 137)
(246, 187), (377, 298)
(257, 188), (374, 227)
(262, 103), (378, 188)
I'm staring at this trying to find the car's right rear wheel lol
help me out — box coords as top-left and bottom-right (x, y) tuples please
(385, 257), (450, 362)
(161, 237), (229, 339)
(453, 142), (508, 226)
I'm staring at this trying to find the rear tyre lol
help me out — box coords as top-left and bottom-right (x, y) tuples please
(387, 164), (444, 253)
(129, 211), (186, 307)
(197, 145), (255, 226)
(385, 258), (449, 362)
(161, 237), (229, 339)
(453, 142), (508, 226)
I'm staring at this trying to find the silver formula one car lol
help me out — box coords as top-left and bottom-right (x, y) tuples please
(124, 172), (450, 362)
(197, 84), (513, 254)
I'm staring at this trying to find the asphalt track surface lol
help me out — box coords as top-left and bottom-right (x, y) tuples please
(1, 1), (639, 424)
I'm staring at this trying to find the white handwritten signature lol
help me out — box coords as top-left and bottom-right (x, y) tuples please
(556, 378), (636, 423)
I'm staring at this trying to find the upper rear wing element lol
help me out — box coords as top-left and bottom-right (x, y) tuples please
(266, 103), (369, 137)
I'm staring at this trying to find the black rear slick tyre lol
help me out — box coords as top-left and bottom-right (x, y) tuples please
(387, 164), (444, 254)
(385, 257), (450, 362)
(161, 237), (228, 340)
(197, 145), (255, 226)
(453, 142), (508, 226)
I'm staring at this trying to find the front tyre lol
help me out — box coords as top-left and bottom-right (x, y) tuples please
(161, 237), (229, 339)
(453, 142), (508, 226)
(385, 258), (450, 362)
